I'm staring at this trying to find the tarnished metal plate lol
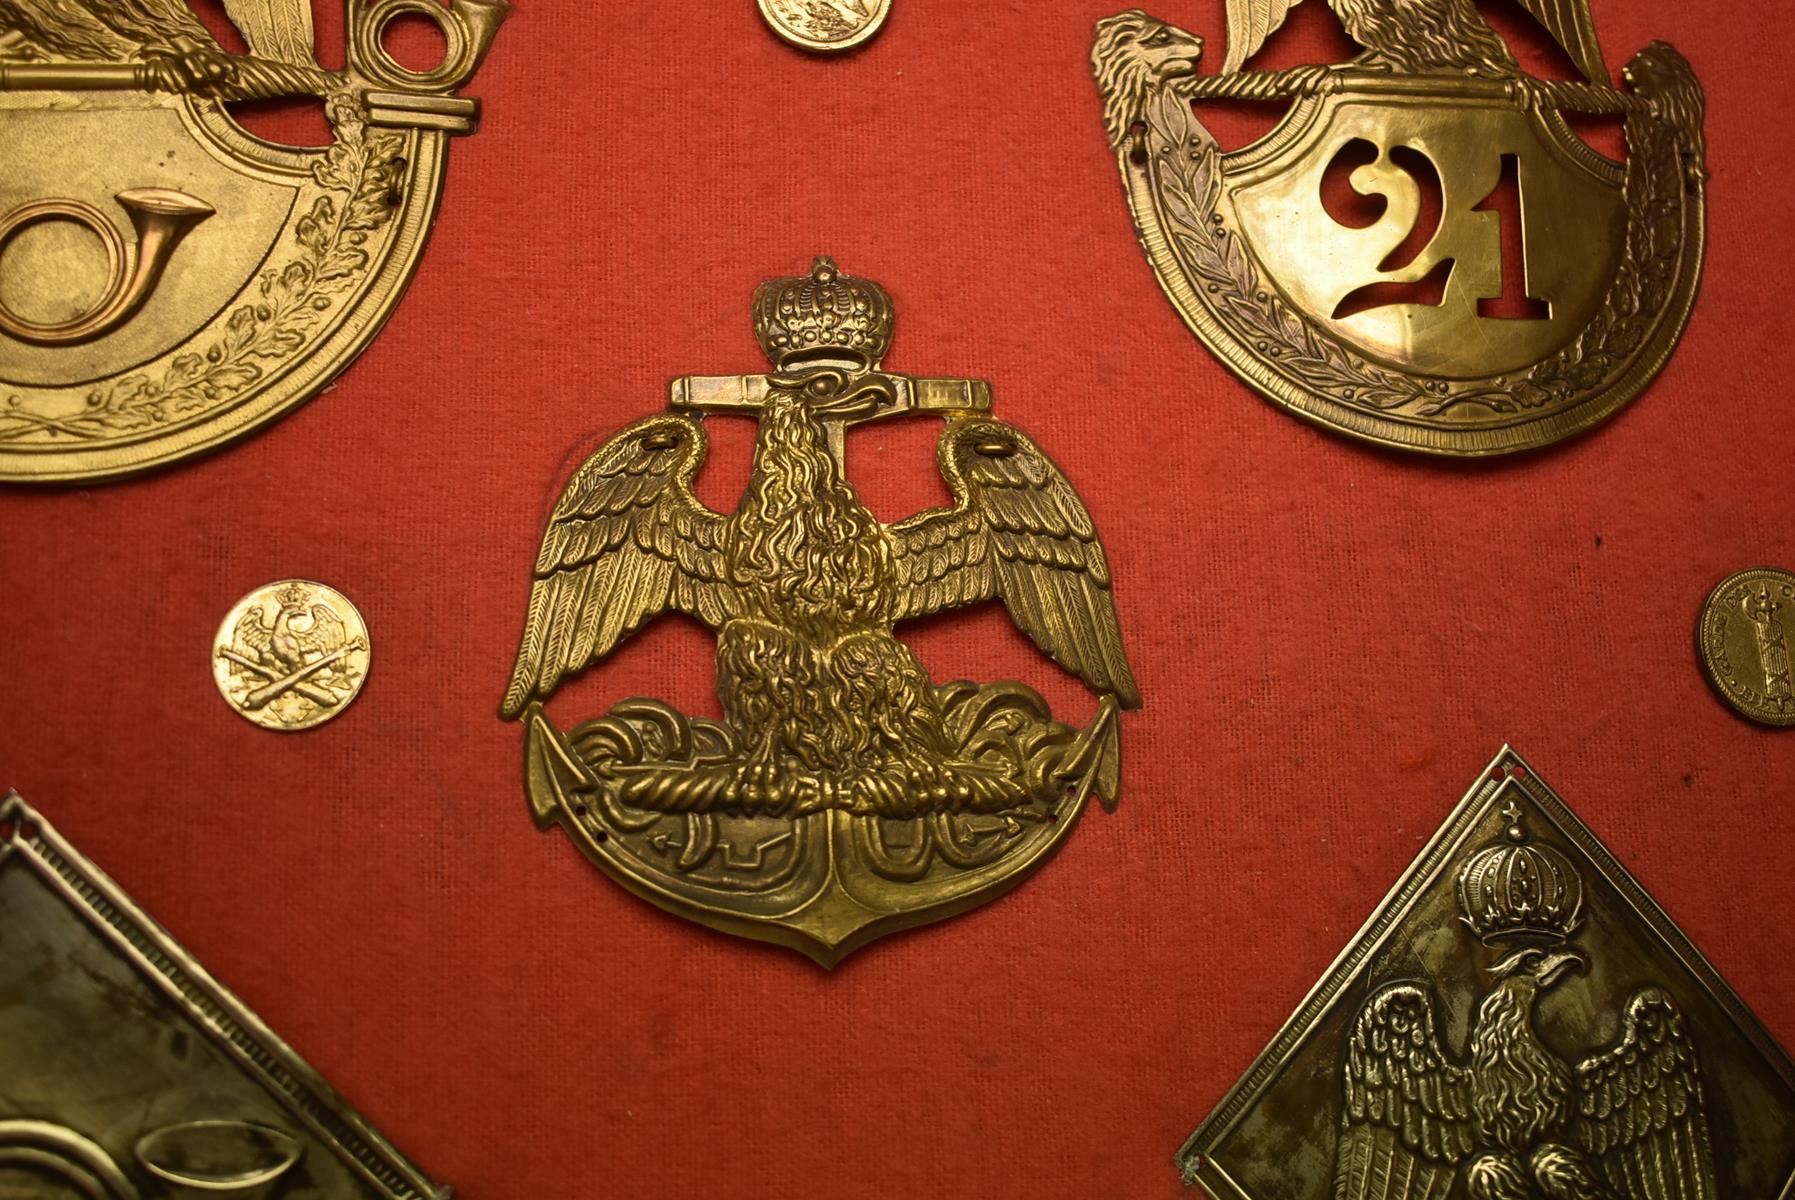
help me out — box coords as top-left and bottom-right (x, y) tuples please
(1177, 748), (1795, 1199)
(0, 792), (448, 1199)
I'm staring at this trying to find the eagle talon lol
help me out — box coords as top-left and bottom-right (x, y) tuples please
(724, 749), (798, 816)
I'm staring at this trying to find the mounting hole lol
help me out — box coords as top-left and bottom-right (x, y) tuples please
(358, 0), (468, 89)
(379, 10), (451, 74)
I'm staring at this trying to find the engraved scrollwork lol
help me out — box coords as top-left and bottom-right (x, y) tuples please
(564, 702), (812, 894)
(557, 680), (1092, 894)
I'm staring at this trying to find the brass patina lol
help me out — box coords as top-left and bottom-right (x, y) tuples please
(757, 0), (889, 53)
(0, 0), (506, 482)
(0, 792), (449, 1198)
(1698, 566), (1795, 729)
(1177, 748), (1795, 1199)
(502, 257), (1139, 967)
(213, 579), (371, 731)
(1092, 2), (1707, 456)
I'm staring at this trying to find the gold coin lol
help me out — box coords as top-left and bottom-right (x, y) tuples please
(1697, 566), (1795, 728)
(212, 580), (370, 732)
(757, 0), (890, 53)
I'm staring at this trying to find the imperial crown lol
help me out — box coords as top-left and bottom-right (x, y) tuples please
(752, 256), (894, 368)
(1455, 803), (1585, 945)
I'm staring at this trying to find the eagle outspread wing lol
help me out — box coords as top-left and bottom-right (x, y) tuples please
(1222, 0), (1305, 74)
(222, 0), (317, 67)
(1575, 987), (1718, 1200)
(889, 418), (1139, 708)
(231, 607), (273, 656)
(1332, 982), (1476, 1200)
(297, 603), (348, 657)
(1509, 0), (1607, 84)
(501, 413), (730, 719)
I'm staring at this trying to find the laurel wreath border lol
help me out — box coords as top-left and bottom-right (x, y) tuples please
(1139, 68), (1696, 422)
(0, 96), (404, 444)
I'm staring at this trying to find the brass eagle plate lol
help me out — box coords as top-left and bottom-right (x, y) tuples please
(0, 792), (449, 1198)
(0, 0), (506, 482)
(1177, 748), (1795, 1200)
(502, 257), (1139, 968)
(1092, 2), (1707, 456)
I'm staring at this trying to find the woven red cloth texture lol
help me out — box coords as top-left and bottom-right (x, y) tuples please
(1, 2), (1791, 1197)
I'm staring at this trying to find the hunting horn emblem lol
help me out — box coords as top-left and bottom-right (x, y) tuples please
(0, 0), (507, 481)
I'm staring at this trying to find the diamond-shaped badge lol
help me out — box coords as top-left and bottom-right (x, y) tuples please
(0, 792), (449, 1199)
(1178, 748), (1795, 1200)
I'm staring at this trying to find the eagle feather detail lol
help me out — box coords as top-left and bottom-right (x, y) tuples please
(221, 0), (317, 67)
(890, 418), (1140, 708)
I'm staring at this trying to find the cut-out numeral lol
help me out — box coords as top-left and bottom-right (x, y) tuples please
(1324, 145), (1548, 321)
(1473, 153), (1549, 321)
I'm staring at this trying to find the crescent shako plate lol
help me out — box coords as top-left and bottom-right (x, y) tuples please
(1091, 1), (1707, 456)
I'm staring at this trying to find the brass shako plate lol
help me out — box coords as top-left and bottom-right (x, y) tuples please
(0, 0), (507, 482)
(1698, 566), (1795, 728)
(502, 257), (1138, 968)
(1177, 747), (1795, 1199)
(1092, 2), (1706, 456)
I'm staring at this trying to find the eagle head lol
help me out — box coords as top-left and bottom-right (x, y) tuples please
(1091, 11), (1203, 150)
(1488, 944), (1588, 993)
(1470, 945), (1586, 1151)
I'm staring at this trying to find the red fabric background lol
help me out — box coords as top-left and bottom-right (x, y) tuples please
(3, 2), (1793, 1197)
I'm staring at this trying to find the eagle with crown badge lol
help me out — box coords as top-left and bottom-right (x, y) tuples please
(0, 0), (325, 94)
(1331, 806), (1718, 1200)
(502, 258), (1137, 819)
